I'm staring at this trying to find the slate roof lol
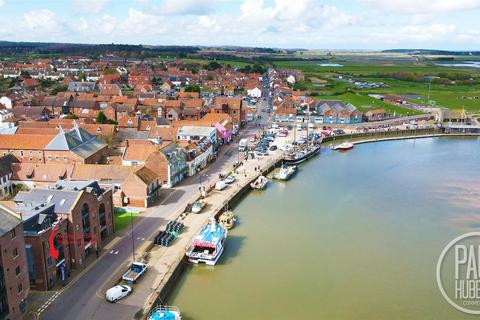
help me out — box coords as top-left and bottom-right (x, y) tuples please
(0, 154), (18, 177)
(44, 125), (106, 159)
(0, 204), (21, 237)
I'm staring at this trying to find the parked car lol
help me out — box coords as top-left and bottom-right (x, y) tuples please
(333, 129), (346, 135)
(215, 180), (227, 190)
(269, 145), (278, 151)
(224, 175), (236, 184)
(106, 285), (132, 303)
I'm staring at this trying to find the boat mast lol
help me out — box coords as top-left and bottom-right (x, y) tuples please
(304, 96), (310, 145)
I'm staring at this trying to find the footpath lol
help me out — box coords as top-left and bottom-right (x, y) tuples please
(114, 138), (287, 318)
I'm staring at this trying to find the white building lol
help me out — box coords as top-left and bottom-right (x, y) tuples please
(247, 87), (262, 98)
(287, 75), (296, 84)
(185, 138), (213, 176)
(177, 126), (217, 145)
(0, 97), (13, 109)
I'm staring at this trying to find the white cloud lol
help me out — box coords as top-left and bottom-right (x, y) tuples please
(73, 0), (110, 13)
(119, 9), (166, 35)
(98, 15), (117, 34)
(238, 0), (356, 34)
(361, 0), (480, 14)
(23, 9), (64, 35)
(155, 0), (214, 15)
(401, 23), (456, 40)
(76, 17), (89, 32)
(0, 0), (4, 8)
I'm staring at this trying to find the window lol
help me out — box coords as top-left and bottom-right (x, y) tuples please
(11, 229), (16, 239)
(56, 156), (60, 161)
(15, 266), (20, 276)
(17, 284), (22, 293)
(13, 248), (18, 258)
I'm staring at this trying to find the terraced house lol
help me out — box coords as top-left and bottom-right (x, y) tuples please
(316, 100), (363, 124)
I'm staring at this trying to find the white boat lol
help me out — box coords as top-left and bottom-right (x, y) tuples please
(332, 142), (354, 151)
(186, 218), (227, 265)
(250, 175), (268, 190)
(148, 305), (181, 320)
(273, 165), (297, 180)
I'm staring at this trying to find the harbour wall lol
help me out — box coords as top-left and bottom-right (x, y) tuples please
(142, 131), (478, 318)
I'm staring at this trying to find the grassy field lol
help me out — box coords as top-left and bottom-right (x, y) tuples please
(319, 92), (422, 116)
(114, 209), (140, 232)
(276, 57), (480, 112)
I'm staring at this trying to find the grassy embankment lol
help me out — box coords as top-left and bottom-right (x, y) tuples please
(114, 208), (140, 231)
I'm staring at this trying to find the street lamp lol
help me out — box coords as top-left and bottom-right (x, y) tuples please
(130, 211), (135, 262)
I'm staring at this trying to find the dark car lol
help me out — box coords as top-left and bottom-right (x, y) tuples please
(269, 145), (278, 151)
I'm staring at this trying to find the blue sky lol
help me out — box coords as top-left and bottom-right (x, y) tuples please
(0, 0), (479, 50)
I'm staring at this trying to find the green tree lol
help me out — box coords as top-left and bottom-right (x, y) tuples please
(96, 111), (108, 124)
(20, 70), (31, 78)
(205, 61), (222, 71)
(51, 85), (68, 95)
(184, 84), (201, 93)
(103, 69), (118, 75)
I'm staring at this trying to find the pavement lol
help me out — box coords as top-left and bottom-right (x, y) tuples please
(38, 83), (275, 320)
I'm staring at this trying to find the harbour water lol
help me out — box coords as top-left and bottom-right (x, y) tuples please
(169, 137), (480, 319)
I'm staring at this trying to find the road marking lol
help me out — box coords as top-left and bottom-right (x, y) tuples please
(36, 291), (62, 315)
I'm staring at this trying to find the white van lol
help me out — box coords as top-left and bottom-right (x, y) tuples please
(105, 285), (132, 303)
(215, 180), (227, 191)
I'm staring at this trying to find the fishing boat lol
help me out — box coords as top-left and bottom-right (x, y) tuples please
(273, 164), (297, 180)
(148, 306), (181, 320)
(218, 210), (236, 230)
(250, 175), (269, 190)
(332, 142), (354, 151)
(186, 218), (227, 265)
(283, 143), (321, 165)
(191, 199), (207, 213)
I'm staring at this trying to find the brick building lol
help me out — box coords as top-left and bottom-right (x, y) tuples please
(13, 180), (114, 270)
(0, 125), (107, 165)
(0, 204), (29, 320)
(13, 203), (71, 291)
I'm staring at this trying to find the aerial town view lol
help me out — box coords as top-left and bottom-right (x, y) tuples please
(0, 1), (479, 319)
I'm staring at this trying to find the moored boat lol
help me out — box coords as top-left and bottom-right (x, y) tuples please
(186, 218), (227, 265)
(332, 142), (354, 151)
(191, 199), (207, 213)
(218, 210), (236, 230)
(148, 305), (181, 320)
(273, 164), (297, 180)
(283, 143), (321, 165)
(250, 175), (269, 190)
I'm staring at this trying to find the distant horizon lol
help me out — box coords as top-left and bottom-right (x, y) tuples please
(1, 39), (480, 54)
(0, 0), (479, 51)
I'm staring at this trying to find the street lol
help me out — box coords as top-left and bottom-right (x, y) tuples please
(40, 75), (274, 320)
